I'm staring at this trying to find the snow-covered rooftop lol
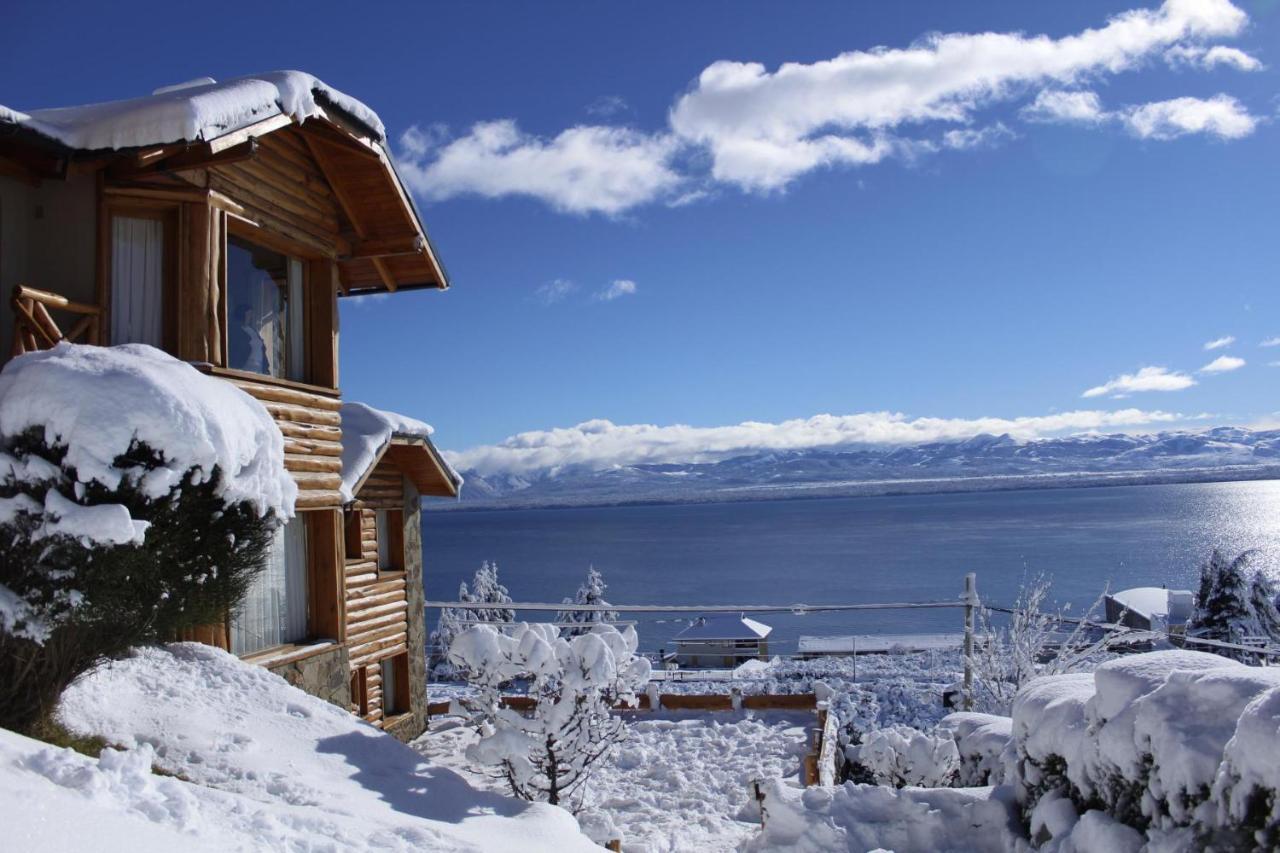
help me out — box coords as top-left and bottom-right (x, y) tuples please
(674, 613), (772, 642)
(339, 401), (462, 503)
(0, 71), (385, 152)
(1110, 587), (1190, 619)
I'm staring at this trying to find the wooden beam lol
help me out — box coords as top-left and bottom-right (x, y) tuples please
(343, 235), (424, 260)
(206, 113), (293, 154)
(0, 155), (42, 186)
(159, 138), (259, 172)
(301, 134), (395, 292)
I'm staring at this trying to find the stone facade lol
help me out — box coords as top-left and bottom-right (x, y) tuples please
(394, 480), (428, 742)
(267, 644), (352, 711)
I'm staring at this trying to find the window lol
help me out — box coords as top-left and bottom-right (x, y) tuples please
(351, 668), (369, 717)
(231, 519), (309, 655)
(375, 509), (404, 573)
(344, 510), (363, 561)
(226, 234), (305, 380)
(381, 654), (409, 717)
(110, 215), (166, 347)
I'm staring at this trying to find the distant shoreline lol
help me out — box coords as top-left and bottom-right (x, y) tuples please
(426, 464), (1280, 514)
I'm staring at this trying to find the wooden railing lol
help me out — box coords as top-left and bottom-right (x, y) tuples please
(9, 285), (102, 358)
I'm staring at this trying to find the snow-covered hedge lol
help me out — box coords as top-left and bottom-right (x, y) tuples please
(938, 711), (1013, 787)
(847, 724), (960, 788)
(0, 344), (294, 730)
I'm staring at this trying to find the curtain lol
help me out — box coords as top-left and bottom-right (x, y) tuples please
(376, 510), (391, 570)
(286, 257), (305, 381)
(381, 657), (398, 714)
(231, 520), (309, 655)
(111, 217), (164, 346)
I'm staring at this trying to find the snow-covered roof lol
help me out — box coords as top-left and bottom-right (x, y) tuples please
(339, 402), (461, 503)
(0, 71), (384, 152)
(1110, 587), (1191, 619)
(674, 614), (772, 642)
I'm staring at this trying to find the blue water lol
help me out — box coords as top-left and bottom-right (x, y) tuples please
(422, 480), (1280, 654)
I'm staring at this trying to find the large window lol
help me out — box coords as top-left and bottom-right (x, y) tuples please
(226, 234), (305, 380)
(231, 519), (309, 655)
(110, 213), (168, 347)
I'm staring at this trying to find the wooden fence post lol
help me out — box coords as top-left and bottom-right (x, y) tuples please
(963, 572), (977, 711)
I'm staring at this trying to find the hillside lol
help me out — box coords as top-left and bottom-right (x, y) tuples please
(444, 427), (1280, 510)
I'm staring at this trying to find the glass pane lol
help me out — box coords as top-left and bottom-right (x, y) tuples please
(227, 235), (305, 379)
(111, 216), (165, 347)
(376, 510), (390, 570)
(230, 519), (309, 655)
(382, 657), (398, 714)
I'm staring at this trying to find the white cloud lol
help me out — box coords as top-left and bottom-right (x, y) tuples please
(1200, 354), (1246, 373)
(1269, 361), (1280, 368)
(586, 95), (630, 118)
(398, 119), (682, 215)
(668, 0), (1249, 190)
(1082, 366), (1197, 398)
(446, 408), (1190, 476)
(1260, 337), (1280, 347)
(1122, 94), (1257, 139)
(1204, 335), (1236, 350)
(1165, 44), (1263, 71)
(1023, 91), (1259, 140)
(1022, 90), (1107, 124)
(595, 279), (638, 301)
(534, 279), (577, 304)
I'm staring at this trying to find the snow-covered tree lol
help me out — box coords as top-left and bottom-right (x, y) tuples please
(429, 562), (517, 675)
(1187, 549), (1264, 660)
(971, 573), (1120, 715)
(555, 565), (619, 637)
(470, 561), (516, 624)
(847, 724), (960, 788)
(449, 622), (651, 808)
(0, 344), (292, 732)
(1249, 571), (1280, 644)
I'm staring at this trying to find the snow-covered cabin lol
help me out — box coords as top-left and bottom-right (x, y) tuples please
(339, 402), (459, 736)
(671, 614), (772, 668)
(1105, 587), (1195, 633)
(0, 73), (452, 739)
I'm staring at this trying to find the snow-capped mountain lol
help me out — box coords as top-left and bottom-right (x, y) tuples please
(445, 427), (1280, 510)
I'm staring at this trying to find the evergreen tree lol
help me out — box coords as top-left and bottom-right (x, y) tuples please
(470, 561), (516, 624)
(556, 566), (619, 637)
(429, 580), (477, 673)
(1188, 549), (1263, 660)
(1249, 571), (1280, 644)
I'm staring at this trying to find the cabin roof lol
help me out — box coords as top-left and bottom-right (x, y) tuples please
(0, 71), (448, 295)
(339, 401), (461, 503)
(1109, 587), (1193, 620)
(674, 613), (773, 642)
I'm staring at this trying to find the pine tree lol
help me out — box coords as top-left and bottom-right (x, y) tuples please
(429, 580), (477, 673)
(1249, 571), (1280, 644)
(1188, 549), (1263, 660)
(556, 566), (619, 637)
(470, 561), (515, 624)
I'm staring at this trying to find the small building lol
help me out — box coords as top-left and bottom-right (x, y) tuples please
(797, 633), (967, 658)
(1105, 587), (1195, 633)
(672, 614), (771, 668)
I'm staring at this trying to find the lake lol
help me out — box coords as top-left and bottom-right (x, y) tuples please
(422, 479), (1280, 654)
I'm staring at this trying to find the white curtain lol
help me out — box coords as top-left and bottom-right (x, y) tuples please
(231, 520), (309, 655)
(111, 217), (164, 346)
(286, 257), (305, 381)
(381, 657), (398, 714)
(376, 510), (391, 569)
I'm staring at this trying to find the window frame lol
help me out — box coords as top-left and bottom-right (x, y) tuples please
(381, 653), (410, 718)
(223, 226), (309, 383)
(374, 508), (405, 575)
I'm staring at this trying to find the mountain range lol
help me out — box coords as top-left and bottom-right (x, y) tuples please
(440, 427), (1280, 510)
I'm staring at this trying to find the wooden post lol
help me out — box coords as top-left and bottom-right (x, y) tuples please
(963, 572), (977, 711)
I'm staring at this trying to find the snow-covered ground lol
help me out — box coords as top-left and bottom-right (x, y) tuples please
(418, 710), (812, 852)
(5, 643), (599, 852)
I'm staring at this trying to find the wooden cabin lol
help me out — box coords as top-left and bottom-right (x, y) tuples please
(0, 72), (455, 740)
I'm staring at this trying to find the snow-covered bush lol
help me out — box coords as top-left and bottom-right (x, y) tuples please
(555, 565), (618, 637)
(847, 724), (960, 788)
(1188, 549), (1274, 660)
(0, 344), (293, 732)
(938, 712), (1013, 786)
(429, 561), (516, 675)
(971, 573), (1119, 715)
(448, 622), (651, 807)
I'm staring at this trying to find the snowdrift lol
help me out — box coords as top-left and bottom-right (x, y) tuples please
(24, 642), (597, 852)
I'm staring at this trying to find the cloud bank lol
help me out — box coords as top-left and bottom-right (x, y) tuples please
(399, 0), (1261, 213)
(446, 408), (1190, 476)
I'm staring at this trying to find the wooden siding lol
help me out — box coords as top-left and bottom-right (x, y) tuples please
(345, 459), (410, 727)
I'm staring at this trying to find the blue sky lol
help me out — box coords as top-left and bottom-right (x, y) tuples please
(6, 0), (1279, 474)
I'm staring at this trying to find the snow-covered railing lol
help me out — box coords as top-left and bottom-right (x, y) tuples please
(427, 692), (817, 717)
(815, 704), (842, 787)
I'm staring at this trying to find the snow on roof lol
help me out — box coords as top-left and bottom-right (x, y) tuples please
(1110, 587), (1191, 619)
(0, 343), (295, 519)
(49, 643), (597, 852)
(798, 633), (965, 654)
(674, 613), (772, 642)
(0, 71), (385, 152)
(339, 401), (462, 502)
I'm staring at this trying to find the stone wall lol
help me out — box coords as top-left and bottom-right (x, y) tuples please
(267, 644), (352, 711)
(396, 480), (429, 742)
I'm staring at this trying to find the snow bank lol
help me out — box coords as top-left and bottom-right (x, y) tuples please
(1213, 685), (1280, 835)
(0, 70), (385, 151)
(1010, 673), (1096, 805)
(0, 344), (295, 519)
(938, 712), (1013, 786)
(54, 643), (596, 852)
(340, 401), (459, 502)
(744, 779), (1019, 853)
